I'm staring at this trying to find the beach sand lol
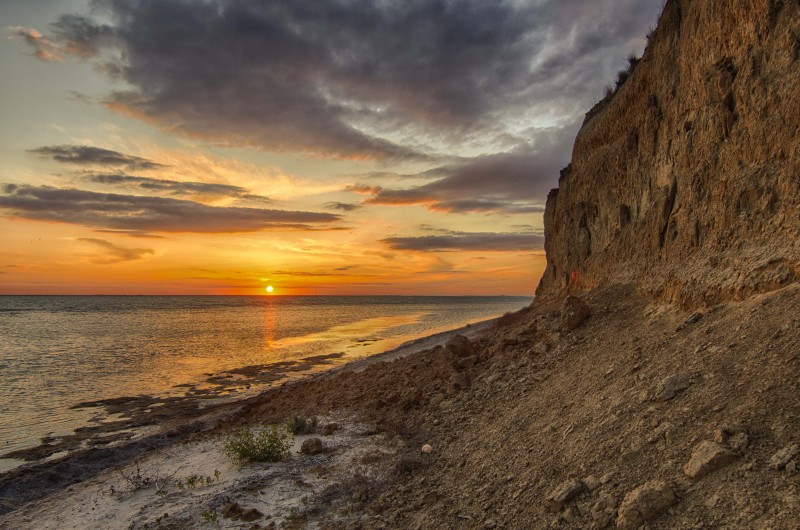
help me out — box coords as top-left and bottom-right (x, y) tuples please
(0, 317), (497, 527)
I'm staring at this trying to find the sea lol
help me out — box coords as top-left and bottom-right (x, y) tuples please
(0, 295), (530, 470)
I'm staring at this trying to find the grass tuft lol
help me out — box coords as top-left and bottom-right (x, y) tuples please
(222, 425), (292, 464)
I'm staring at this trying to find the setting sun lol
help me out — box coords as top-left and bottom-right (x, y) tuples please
(266, 285), (274, 293)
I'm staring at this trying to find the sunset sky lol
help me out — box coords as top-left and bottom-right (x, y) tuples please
(0, 0), (661, 295)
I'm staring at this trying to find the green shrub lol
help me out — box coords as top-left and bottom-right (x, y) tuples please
(222, 425), (292, 464)
(286, 415), (318, 435)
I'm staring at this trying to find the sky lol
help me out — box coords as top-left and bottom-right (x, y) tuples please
(0, 0), (663, 295)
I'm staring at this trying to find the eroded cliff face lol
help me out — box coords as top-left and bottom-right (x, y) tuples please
(537, 0), (800, 308)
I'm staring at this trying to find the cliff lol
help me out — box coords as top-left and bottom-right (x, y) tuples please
(537, 0), (800, 308)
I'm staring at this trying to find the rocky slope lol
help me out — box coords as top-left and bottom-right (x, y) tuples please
(537, 0), (800, 308)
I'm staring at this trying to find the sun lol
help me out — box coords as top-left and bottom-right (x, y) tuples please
(266, 285), (274, 293)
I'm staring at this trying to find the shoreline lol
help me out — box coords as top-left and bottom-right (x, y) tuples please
(0, 315), (502, 515)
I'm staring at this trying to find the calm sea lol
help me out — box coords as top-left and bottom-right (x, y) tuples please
(0, 295), (530, 466)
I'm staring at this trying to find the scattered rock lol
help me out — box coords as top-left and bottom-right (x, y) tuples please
(445, 335), (474, 357)
(421, 444), (433, 454)
(561, 296), (591, 331)
(616, 480), (676, 530)
(591, 494), (617, 527)
(685, 312), (703, 324)
(321, 423), (340, 435)
(728, 432), (750, 452)
(654, 372), (697, 401)
(684, 440), (736, 479)
(544, 479), (585, 512)
(300, 437), (324, 455)
(222, 502), (263, 522)
(648, 421), (674, 443)
(769, 444), (798, 470)
(582, 475), (601, 491)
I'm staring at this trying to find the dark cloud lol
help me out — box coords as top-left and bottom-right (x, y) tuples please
(85, 174), (271, 203)
(358, 124), (575, 214)
(30, 145), (165, 171)
(77, 238), (154, 264)
(383, 231), (544, 252)
(0, 184), (340, 233)
(31, 0), (661, 160)
(324, 201), (362, 212)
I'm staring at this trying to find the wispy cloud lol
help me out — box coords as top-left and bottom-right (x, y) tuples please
(84, 174), (271, 203)
(324, 201), (362, 212)
(77, 237), (154, 264)
(382, 230), (543, 252)
(30, 145), (165, 171)
(0, 184), (340, 233)
(7, 26), (64, 62)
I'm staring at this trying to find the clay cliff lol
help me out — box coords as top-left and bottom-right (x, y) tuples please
(537, 0), (800, 308)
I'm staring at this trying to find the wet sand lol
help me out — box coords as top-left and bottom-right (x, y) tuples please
(0, 317), (496, 515)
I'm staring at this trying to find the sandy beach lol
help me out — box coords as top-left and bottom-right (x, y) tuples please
(0, 316), (497, 527)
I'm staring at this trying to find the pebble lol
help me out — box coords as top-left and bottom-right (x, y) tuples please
(769, 444), (798, 470)
(544, 479), (585, 512)
(616, 480), (676, 530)
(684, 440), (736, 479)
(421, 444), (433, 454)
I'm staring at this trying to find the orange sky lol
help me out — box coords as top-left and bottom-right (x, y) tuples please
(0, 0), (659, 295)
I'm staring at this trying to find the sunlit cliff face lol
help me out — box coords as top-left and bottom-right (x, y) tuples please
(0, 0), (662, 295)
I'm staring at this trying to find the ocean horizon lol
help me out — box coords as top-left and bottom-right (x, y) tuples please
(0, 294), (531, 470)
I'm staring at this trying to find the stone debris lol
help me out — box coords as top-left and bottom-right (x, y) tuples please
(685, 312), (703, 324)
(321, 422), (340, 435)
(727, 432), (750, 452)
(683, 440), (736, 479)
(445, 335), (475, 357)
(561, 296), (592, 331)
(544, 479), (585, 512)
(768, 444), (798, 471)
(616, 480), (676, 530)
(581, 475), (601, 491)
(654, 372), (697, 401)
(300, 437), (324, 455)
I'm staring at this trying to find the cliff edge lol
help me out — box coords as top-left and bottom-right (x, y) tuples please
(537, 0), (800, 308)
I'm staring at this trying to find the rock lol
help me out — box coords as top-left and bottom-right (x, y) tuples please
(240, 507), (263, 522)
(582, 475), (601, 491)
(561, 296), (591, 331)
(321, 422), (340, 435)
(591, 494), (617, 528)
(300, 437), (324, 455)
(446, 335), (475, 357)
(683, 440), (736, 479)
(648, 421), (673, 443)
(421, 444), (433, 454)
(616, 480), (676, 530)
(727, 432), (750, 452)
(769, 444), (799, 470)
(453, 355), (477, 371)
(544, 479), (585, 512)
(654, 372), (696, 401)
(684, 312), (703, 324)
(450, 372), (470, 391)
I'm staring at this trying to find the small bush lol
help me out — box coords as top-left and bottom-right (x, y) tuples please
(286, 415), (318, 435)
(222, 425), (292, 464)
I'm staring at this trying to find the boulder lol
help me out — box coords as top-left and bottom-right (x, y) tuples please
(561, 296), (591, 331)
(445, 335), (474, 357)
(616, 480), (676, 530)
(300, 437), (324, 455)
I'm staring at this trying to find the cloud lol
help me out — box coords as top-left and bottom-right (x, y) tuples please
(26, 0), (662, 160)
(382, 231), (544, 252)
(77, 237), (154, 264)
(0, 184), (340, 233)
(84, 174), (271, 203)
(7, 26), (64, 62)
(357, 125), (575, 214)
(324, 201), (362, 212)
(30, 145), (165, 171)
